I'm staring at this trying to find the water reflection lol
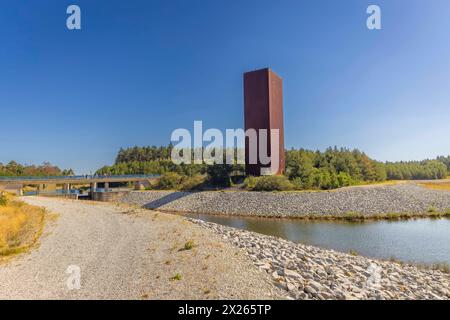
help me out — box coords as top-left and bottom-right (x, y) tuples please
(184, 213), (450, 265)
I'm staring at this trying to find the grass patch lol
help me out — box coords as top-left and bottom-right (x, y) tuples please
(179, 240), (196, 251)
(430, 262), (450, 273)
(343, 212), (364, 221)
(390, 258), (450, 274)
(322, 210), (450, 222)
(169, 273), (182, 281)
(419, 182), (450, 191)
(156, 173), (206, 191)
(0, 194), (8, 206)
(409, 261), (450, 274)
(335, 211), (417, 221)
(349, 250), (359, 256)
(244, 175), (294, 191)
(0, 194), (47, 260)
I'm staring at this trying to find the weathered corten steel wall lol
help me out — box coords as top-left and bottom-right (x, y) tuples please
(244, 68), (285, 176)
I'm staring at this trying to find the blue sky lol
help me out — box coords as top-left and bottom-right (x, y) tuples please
(1, 0), (450, 173)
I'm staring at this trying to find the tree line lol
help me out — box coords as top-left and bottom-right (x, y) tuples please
(115, 145), (174, 163)
(285, 147), (447, 189)
(0, 161), (74, 177)
(95, 145), (449, 190)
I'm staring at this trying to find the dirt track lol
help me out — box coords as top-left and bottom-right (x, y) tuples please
(0, 197), (282, 300)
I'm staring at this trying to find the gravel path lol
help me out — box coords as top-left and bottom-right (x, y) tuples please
(0, 197), (283, 300)
(192, 220), (450, 300)
(119, 183), (450, 218)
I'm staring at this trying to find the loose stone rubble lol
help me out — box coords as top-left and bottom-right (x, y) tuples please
(191, 219), (450, 300)
(120, 184), (450, 218)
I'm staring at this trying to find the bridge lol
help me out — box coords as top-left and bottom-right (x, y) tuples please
(0, 174), (161, 196)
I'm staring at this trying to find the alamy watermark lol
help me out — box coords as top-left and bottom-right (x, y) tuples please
(66, 265), (81, 290)
(367, 5), (381, 30)
(64, 5), (381, 33)
(170, 121), (280, 175)
(66, 5), (81, 30)
(365, 263), (382, 288)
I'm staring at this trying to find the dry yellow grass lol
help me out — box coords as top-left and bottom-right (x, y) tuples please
(356, 180), (403, 187)
(0, 193), (46, 259)
(419, 182), (450, 191)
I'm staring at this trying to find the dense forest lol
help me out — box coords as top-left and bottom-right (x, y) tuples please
(95, 145), (449, 190)
(0, 161), (74, 177)
(437, 155), (450, 171)
(285, 147), (447, 189)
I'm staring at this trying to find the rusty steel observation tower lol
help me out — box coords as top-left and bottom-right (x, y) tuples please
(244, 68), (285, 176)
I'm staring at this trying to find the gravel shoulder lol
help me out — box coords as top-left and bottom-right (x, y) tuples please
(0, 197), (283, 300)
(119, 183), (450, 218)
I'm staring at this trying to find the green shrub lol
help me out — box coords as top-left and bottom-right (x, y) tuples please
(157, 172), (183, 190)
(206, 164), (232, 187)
(170, 273), (182, 281)
(251, 175), (294, 191)
(290, 177), (304, 190)
(310, 168), (332, 189)
(243, 176), (258, 190)
(337, 172), (353, 187)
(179, 175), (205, 191)
(157, 173), (206, 191)
(180, 240), (195, 251)
(0, 194), (8, 206)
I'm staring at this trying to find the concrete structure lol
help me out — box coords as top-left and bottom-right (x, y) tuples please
(244, 68), (285, 176)
(0, 174), (159, 197)
(91, 191), (130, 202)
(62, 184), (70, 194)
(1, 184), (22, 195)
(134, 181), (145, 190)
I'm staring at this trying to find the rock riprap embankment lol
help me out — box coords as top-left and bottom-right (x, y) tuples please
(191, 219), (450, 300)
(119, 183), (450, 218)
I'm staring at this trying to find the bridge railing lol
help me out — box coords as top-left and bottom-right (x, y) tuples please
(0, 174), (161, 182)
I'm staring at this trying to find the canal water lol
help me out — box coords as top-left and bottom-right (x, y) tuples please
(183, 213), (450, 265)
